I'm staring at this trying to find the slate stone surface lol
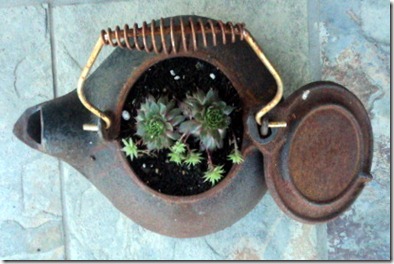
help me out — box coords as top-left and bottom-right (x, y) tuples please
(61, 165), (325, 260)
(318, 0), (390, 260)
(0, 0), (389, 260)
(0, 5), (65, 260)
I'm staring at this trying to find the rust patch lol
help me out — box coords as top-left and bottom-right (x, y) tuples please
(289, 106), (361, 203)
(250, 82), (373, 223)
(322, 49), (379, 114)
(232, 247), (260, 260)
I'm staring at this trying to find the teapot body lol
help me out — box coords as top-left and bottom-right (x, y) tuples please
(13, 15), (373, 237)
(14, 29), (275, 237)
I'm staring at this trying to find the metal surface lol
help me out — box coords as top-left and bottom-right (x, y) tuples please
(13, 16), (278, 238)
(100, 17), (245, 53)
(77, 37), (110, 129)
(247, 81), (373, 223)
(242, 29), (284, 126)
(13, 15), (373, 237)
(79, 16), (285, 131)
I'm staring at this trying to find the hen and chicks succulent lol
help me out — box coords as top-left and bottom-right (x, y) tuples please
(135, 96), (184, 150)
(121, 89), (243, 186)
(180, 89), (233, 150)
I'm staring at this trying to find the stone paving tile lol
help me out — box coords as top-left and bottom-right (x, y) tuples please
(0, 0), (127, 9)
(4, 0), (388, 260)
(0, 5), (64, 260)
(62, 165), (324, 260)
(318, 0), (390, 260)
(53, 0), (311, 97)
(52, 0), (324, 260)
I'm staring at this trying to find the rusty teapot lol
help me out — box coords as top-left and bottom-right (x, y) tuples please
(13, 16), (373, 238)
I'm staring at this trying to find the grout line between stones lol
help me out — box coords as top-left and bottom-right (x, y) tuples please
(58, 160), (70, 260)
(0, 0), (130, 9)
(48, 2), (58, 99)
(307, 0), (328, 260)
(47, 3), (70, 259)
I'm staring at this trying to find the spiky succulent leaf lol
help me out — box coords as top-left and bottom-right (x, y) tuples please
(203, 165), (225, 186)
(121, 138), (139, 161)
(168, 141), (187, 165)
(180, 89), (234, 151)
(136, 95), (185, 151)
(170, 141), (187, 155)
(168, 151), (184, 165)
(227, 148), (244, 164)
(184, 151), (203, 167)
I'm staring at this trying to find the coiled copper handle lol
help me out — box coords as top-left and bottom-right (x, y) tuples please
(78, 17), (285, 131)
(100, 18), (245, 54)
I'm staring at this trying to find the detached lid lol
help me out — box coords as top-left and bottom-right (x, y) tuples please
(253, 82), (373, 223)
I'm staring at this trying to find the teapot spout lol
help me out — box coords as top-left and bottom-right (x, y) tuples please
(13, 91), (100, 162)
(13, 105), (44, 152)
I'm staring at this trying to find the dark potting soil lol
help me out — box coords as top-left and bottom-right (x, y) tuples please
(118, 57), (243, 196)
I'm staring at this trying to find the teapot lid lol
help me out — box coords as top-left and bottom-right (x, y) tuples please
(250, 81), (373, 223)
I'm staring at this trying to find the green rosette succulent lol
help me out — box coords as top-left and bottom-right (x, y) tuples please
(203, 165), (225, 186)
(136, 95), (185, 151)
(121, 138), (139, 160)
(180, 89), (234, 150)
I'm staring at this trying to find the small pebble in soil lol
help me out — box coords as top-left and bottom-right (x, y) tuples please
(170, 69), (176, 76)
(122, 110), (131, 120)
(195, 61), (204, 70)
(174, 75), (180, 80)
(209, 73), (216, 80)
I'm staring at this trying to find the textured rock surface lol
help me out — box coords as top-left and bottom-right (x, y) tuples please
(318, 0), (390, 260)
(53, 0), (311, 96)
(0, 0), (389, 260)
(0, 5), (64, 260)
(62, 164), (325, 260)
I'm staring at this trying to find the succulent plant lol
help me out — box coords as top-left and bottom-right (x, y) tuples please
(136, 95), (185, 151)
(121, 90), (239, 189)
(168, 141), (203, 167)
(203, 165), (225, 186)
(168, 141), (187, 165)
(227, 148), (244, 164)
(180, 89), (234, 150)
(184, 151), (203, 167)
(121, 138), (140, 161)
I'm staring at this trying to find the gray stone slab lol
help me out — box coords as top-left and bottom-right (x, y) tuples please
(0, 5), (64, 260)
(52, 0), (323, 260)
(318, 0), (390, 260)
(0, 0), (126, 9)
(62, 163), (324, 260)
(53, 0), (311, 96)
